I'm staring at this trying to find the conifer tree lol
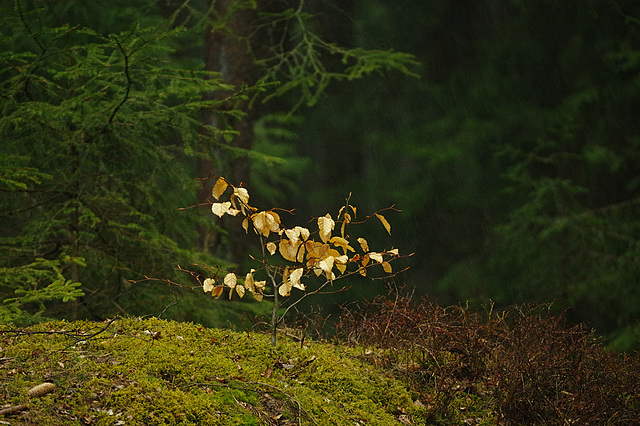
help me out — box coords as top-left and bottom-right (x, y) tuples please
(0, 4), (235, 321)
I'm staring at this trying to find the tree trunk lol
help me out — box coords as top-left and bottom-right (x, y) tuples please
(199, 0), (259, 267)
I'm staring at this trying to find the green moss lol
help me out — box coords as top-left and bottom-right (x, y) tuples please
(0, 318), (424, 425)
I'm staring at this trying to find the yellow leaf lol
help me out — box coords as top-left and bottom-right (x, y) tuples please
(254, 280), (266, 292)
(235, 284), (245, 298)
(357, 237), (369, 252)
(285, 226), (309, 244)
(329, 236), (347, 246)
(350, 205), (357, 218)
(266, 242), (277, 255)
(246, 270), (265, 301)
(382, 261), (392, 273)
(317, 256), (334, 276)
(279, 268), (293, 297)
(245, 270), (255, 293)
(298, 226), (311, 240)
(327, 248), (341, 259)
(242, 217), (249, 233)
(252, 211), (280, 237)
(267, 210), (281, 226)
(289, 267), (305, 291)
(212, 286), (224, 298)
(387, 248), (399, 256)
(211, 178), (228, 200)
(278, 239), (296, 262)
(278, 282), (291, 297)
(231, 187), (251, 215)
(246, 272), (264, 301)
(317, 214), (335, 243)
(284, 228), (300, 243)
(279, 239), (304, 263)
(375, 213), (391, 234)
(340, 212), (351, 237)
(233, 187), (250, 205)
(335, 254), (349, 275)
(329, 236), (355, 254)
(224, 273), (237, 288)
(369, 252), (384, 263)
(212, 202), (231, 218)
(305, 241), (330, 267)
(203, 278), (215, 293)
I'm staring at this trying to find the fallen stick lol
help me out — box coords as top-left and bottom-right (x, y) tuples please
(0, 404), (28, 416)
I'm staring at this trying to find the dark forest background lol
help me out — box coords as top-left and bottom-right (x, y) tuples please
(2, 0), (639, 351)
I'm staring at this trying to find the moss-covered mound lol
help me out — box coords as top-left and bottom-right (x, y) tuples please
(0, 317), (423, 425)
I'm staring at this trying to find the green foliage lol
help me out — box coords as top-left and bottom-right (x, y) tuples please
(255, 2), (419, 111)
(250, 113), (309, 205)
(0, 3), (236, 321)
(0, 156), (52, 190)
(0, 256), (84, 324)
(293, 0), (640, 350)
(475, 1), (640, 350)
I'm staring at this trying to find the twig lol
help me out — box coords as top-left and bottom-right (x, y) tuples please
(247, 380), (316, 426)
(189, 379), (316, 425)
(16, 0), (44, 52)
(383, 290), (399, 336)
(0, 317), (119, 350)
(277, 256), (411, 323)
(106, 36), (132, 126)
(158, 295), (179, 318)
(0, 404), (28, 416)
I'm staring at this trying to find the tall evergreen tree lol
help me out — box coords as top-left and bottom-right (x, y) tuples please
(0, 3), (235, 322)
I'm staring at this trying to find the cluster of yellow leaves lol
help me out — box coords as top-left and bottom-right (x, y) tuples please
(207, 177), (399, 301)
(202, 269), (266, 301)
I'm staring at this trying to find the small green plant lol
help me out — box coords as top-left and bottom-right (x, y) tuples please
(202, 176), (403, 344)
(0, 256), (84, 324)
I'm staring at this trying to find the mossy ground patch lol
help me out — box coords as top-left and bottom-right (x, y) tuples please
(0, 317), (422, 425)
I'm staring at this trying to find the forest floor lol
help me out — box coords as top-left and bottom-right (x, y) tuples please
(0, 317), (461, 425)
(0, 310), (638, 425)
